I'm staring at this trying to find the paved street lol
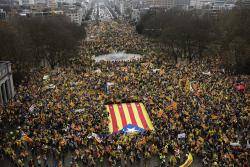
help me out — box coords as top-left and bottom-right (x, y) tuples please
(90, 2), (113, 21)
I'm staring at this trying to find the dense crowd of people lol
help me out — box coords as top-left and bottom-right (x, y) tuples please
(0, 21), (249, 167)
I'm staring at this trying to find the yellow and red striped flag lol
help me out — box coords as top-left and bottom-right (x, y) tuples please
(106, 102), (154, 134)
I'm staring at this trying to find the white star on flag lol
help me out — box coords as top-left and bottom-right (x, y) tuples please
(125, 127), (139, 133)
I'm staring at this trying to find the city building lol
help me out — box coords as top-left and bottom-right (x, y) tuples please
(31, 10), (64, 16)
(19, 0), (35, 6)
(189, 0), (211, 9)
(143, 0), (174, 8)
(65, 7), (84, 25)
(144, 0), (164, 7)
(213, 0), (226, 9)
(166, 0), (175, 9)
(0, 9), (6, 20)
(47, 0), (57, 9)
(19, 9), (31, 16)
(35, 0), (46, 4)
(175, 0), (190, 9)
(0, 61), (15, 105)
(190, 0), (236, 10)
(237, 0), (250, 7)
(56, 0), (66, 3)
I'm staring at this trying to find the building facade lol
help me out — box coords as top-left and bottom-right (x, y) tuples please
(0, 61), (15, 105)
(19, 0), (35, 6)
(143, 0), (175, 8)
(35, 0), (46, 4)
(239, 0), (250, 7)
(175, 0), (190, 9)
(0, 9), (6, 20)
(65, 7), (84, 25)
(47, 0), (57, 9)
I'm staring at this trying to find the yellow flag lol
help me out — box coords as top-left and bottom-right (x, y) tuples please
(157, 109), (164, 118)
(180, 153), (193, 167)
(70, 101), (75, 108)
(172, 101), (178, 110)
(22, 135), (33, 143)
(178, 79), (183, 90)
(211, 114), (218, 120)
(159, 68), (165, 75)
(185, 79), (190, 94)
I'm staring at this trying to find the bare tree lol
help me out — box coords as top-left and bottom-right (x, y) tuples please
(138, 10), (214, 62)
(0, 15), (86, 83)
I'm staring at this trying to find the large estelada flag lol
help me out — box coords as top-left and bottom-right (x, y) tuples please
(106, 102), (154, 134)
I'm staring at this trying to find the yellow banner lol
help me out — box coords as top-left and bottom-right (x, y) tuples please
(185, 79), (190, 94)
(180, 153), (193, 167)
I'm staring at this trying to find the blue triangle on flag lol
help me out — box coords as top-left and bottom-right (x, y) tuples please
(121, 124), (145, 134)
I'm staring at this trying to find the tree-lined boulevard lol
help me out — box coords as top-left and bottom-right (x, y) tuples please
(0, 2), (249, 167)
